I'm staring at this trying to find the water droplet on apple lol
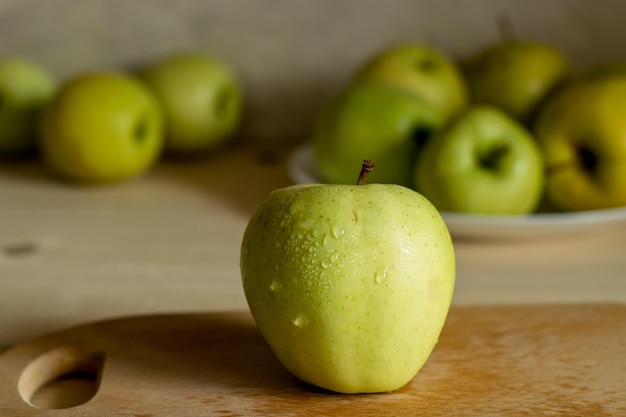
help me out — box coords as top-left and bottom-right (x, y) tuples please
(292, 314), (309, 327)
(331, 226), (345, 239)
(321, 252), (339, 269)
(374, 268), (389, 284)
(269, 279), (282, 292)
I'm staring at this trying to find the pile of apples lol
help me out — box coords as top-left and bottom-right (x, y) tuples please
(0, 53), (243, 184)
(311, 40), (626, 215)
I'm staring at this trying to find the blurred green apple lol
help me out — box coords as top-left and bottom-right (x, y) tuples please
(415, 106), (544, 215)
(40, 72), (164, 184)
(0, 57), (56, 157)
(138, 52), (243, 154)
(353, 43), (468, 123)
(312, 84), (443, 187)
(535, 75), (626, 211)
(241, 167), (455, 393)
(465, 40), (570, 124)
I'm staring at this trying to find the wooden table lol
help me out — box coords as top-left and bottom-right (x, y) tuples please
(1, 144), (626, 352)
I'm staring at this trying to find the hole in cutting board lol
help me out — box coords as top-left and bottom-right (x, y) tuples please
(18, 344), (105, 409)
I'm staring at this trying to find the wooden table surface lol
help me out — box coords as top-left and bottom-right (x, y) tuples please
(1, 144), (626, 351)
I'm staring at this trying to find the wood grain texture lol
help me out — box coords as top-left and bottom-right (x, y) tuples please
(1, 304), (625, 416)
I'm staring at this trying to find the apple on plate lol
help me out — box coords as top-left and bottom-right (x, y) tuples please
(241, 162), (455, 394)
(353, 43), (468, 123)
(465, 40), (570, 124)
(0, 57), (56, 157)
(312, 84), (444, 187)
(415, 105), (544, 215)
(39, 72), (164, 184)
(138, 52), (243, 155)
(534, 75), (626, 211)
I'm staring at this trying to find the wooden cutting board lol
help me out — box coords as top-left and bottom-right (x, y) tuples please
(1, 304), (625, 416)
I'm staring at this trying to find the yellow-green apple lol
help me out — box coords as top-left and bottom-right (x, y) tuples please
(0, 57), (56, 157)
(312, 84), (444, 187)
(534, 75), (626, 211)
(353, 43), (468, 123)
(415, 106), (544, 215)
(40, 72), (164, 184)
(241, 162), (455, 394)
(138, 52), (243, 154)
(465, 40), (570, 124)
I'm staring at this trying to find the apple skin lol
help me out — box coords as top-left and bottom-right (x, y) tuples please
(40, 72), (164, 184)
(534, 76), (626, 211)
(353, 43), (469, 123)
(0, 57), (56, 157)
(312, 84), (443, 187)
(415, 106), (545, 215)
(138, 53), (243, 154)
(241, 183), (455, 394)
(465, 41), (570, 124)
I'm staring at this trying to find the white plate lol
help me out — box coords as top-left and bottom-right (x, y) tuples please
(287, 144), (626, 240)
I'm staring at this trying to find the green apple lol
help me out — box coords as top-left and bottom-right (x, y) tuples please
(353, 43), (468, 123)
(0, 57), (56, 157)
(415, 106), (544, 215)
(534, 75), (626, 211)
(465, 40), (570, 124)
(312, 84), (444, 187)
(40, 72), (164, 184)
(138, 52), (243, 154)
(241, 163), (455, 394)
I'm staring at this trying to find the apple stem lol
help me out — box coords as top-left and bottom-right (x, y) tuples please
(357, 160), (375, 185)
(495, 13), (517, 42)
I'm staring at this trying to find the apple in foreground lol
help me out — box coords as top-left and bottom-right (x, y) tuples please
(138, 52), (243, 154)
(312, 84), (443, 187)
(465, 40), (570, 124)
(0, 57), (56, 157)
(241, 162), (455, 394)
(353, 43), (469, 123)
(534, 75), (626, 211)
(415, 106), (544, 215)
(40, 72), (164, 184)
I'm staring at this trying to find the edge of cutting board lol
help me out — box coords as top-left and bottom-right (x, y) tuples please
(1, 303), (625, 416)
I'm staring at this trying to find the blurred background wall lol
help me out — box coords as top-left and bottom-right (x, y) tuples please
(0, 0), (624, 144)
